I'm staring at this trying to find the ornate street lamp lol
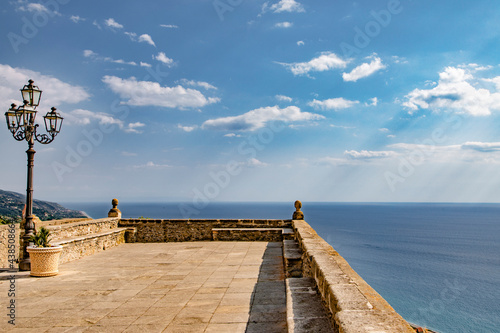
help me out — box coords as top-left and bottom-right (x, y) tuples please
(4, 80), (63, 271)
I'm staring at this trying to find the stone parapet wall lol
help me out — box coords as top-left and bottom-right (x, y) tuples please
(293, 219), (414, 333)
(0, 223), (20, 269)
(212, 228), (285, 241)
(44, 218), (120, 242)
(56, 228), (127, 264)
(119, 219), (292, 242)
(36, 218), (92, 227)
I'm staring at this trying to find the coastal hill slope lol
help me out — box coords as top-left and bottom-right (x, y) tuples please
(0, 189), (87, 223)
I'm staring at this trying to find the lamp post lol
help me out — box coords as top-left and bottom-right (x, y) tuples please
(4, 79), (63, 271)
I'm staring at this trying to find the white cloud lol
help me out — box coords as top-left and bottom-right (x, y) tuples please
(330, 124), (355, 129)
(105, 18), (123, 29)
(83, 50), (137, 66)
(125, 122), (145, 134)
(133, 161), (171, 169)
(70, 15), (85, 23)
(102, 76), (220, 109)
(365, 97), (378, 106)
(275, 22), (293, 28)
(268, 0), (305, 13)
(403, 66), (500, 116)
(379, 128), (389, 133)
(461, 142), (500, 152)
(25, 3), (48, 12)
(278, 52), (348, 76)
(124, 32), (137, 40)
(123, 31), (156, 47)
(392, 56), (408, 64)
(202, 105), (324, 131)
(0, 64), (89, 107)
(224, 133), (242, 138)
(179, 79), (217, 90)
(160, 24), (178, 29)
(459, 63), (493, 72)
(317, 149), (396, 166)
(178, 124), (197, 132)
(140, 62), (152, 68)
(387, 142), (500, 164)
(92, 20), (101, 29)
(122, 151), (137, 157)
(139, 34), (156, 47)
(64, 109), (144, 134)
(297, 41), (304, 46)
(344, 150), (395, 160)
(483, 77), (500, 90)
(317, 157), (352, 166)
(308, 97), (359, 111)
(112, 59), (137, 66)
(275, 95), (293, 102)
(247, 158), (268, 167)
(83, 49), (97, 58)
(19, 2), (60, 15)
(64, 109), (123, 127)
(342, 56), (386, 82)
(320, 141), (500, 169)
(154, 52), (174, 66)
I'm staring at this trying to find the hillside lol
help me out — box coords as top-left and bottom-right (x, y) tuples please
(0, 189), (87, 223)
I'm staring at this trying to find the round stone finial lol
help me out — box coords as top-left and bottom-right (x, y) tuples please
(293, 200), (304, 220)
(108, 198), (121, 218)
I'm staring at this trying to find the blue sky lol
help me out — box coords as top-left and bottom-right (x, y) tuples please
(1, 0), (500, 204)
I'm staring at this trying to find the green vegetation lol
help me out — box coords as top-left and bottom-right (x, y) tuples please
(29, 227), (52, 247)
(0, 215), (19, 225)
(0, 189), (87, 223)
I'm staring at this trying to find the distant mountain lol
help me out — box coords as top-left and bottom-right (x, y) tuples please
(0, 189), (87, 223)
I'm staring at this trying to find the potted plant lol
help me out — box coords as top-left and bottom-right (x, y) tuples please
(26, 227), (63, 277)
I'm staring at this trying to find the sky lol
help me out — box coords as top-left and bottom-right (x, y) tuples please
(1, 0), (500, 205)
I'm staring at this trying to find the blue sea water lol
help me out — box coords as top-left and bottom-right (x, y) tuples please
(62, 201), (500, 333)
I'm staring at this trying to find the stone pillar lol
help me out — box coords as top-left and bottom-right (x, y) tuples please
(292, 200), (304, 220)
(108, 198), (122, 218)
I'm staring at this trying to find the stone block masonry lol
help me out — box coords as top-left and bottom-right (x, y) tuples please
(43, 217), (120, 242)
(119, 219), (292, 242)
(212, 228), (285, 241)
(0, 223), (20, 269)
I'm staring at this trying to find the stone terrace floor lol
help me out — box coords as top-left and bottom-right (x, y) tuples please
(0, 242), (288, 333)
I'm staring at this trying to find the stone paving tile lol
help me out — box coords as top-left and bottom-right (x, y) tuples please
(219, 292), (255, 306)
(45, 327), (89, 333)
(84, 325), (129, 332)
(123, 323), (168, 333)
(0, 241), (288, 332)
(210, 312), (250, 323)
(131, 313), (177, 325)
(214, 304), (252, 314)
(204, 323), (247, 333)
(142, 305), (183, 317)
(163, 322), (208, 333)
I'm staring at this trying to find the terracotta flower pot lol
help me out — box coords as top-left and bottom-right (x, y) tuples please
(27, 245), (63, 277)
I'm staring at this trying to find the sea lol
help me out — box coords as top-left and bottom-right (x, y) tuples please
(62, 201), (500, 333)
